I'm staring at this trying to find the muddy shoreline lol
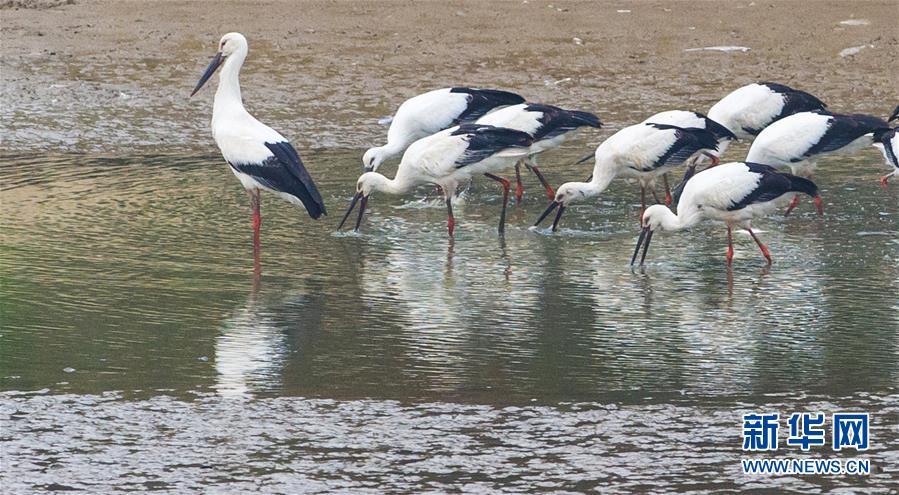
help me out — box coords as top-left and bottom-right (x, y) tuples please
(2, 0), (897, 154)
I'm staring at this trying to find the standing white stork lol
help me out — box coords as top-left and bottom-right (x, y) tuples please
(339, 124), (533, 236)
(873, 105), (899, 187)
(474, 103), (602, 201)
(632, 162), (822, 266)
(745, 110), (889, 214)
(707, 82), (827, 151)
(190, 32), (326, 252)
(362, 87), (525, 172)
(533, 123), (719, 231)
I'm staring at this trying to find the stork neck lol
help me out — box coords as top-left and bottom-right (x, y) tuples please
(588, 157), (619, 193)
(214, 51), (246, 113)
(369, 172), (415, 196)
(379, 139), (407, 161)
(663, 205), (701, 231)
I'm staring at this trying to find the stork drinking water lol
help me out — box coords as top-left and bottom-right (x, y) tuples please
(190, 32), (326, 251)
(632, 162), (822, 266)
(341, 124), (533, 236)
(534, 123), (719, 231)
(363, 87), (525, 172)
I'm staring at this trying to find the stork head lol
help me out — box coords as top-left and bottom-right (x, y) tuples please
(218, 32), (248, 57)
(362, 147), (388, 172)
(553, 182), (594, 207)
(533, 181), (595, 232)
(190, 32), (248, 97)
(640, 204), (674, 231)
(632, 205), (682, 266)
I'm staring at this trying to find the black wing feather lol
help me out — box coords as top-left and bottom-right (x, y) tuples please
(874, 127), (898, 167)
(760, 82), (827, 120)
(803, 113), (889, 158)
(700, 114), (738, 141)
(450, 88), (526, 123)
(525, 104), (602, 141)
(728, 162), (818, 211)
(647, 124), (719, 170)
(229, 142), (326, 219)
(451, 124), (533, 168)
(888, 105), (899, 123)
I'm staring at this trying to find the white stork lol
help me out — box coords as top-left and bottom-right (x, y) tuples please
(707, 82), (827, 146)
(873, 105), (899, 187)
(632, 162), (822, 266)
(340, 124), (533, 236)
(475, 103), (601, 201)
(642, 110), (736, 202)
(745, 110), (889, 214)
(533, 123), (719, 231)
(362, 87), (525, 172)
(190, 33), (325, 250)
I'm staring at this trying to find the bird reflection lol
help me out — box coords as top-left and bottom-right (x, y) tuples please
(215, 287), (285, 397)
(215, 282), (324, 397)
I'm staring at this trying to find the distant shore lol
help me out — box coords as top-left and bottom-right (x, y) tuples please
(2, 0), (897, 153)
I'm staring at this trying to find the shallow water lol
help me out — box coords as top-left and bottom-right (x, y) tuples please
(1, 149), (898, 492)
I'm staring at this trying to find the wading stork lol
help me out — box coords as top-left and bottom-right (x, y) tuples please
(873, 105), (899, 187)
(632, 162), (822, 266)
(745, 110), (889, 214)
(534, 123), (719, 231)
(340, 124), (533, 236)
(475, 103), (601, 202)
(190, 32), (326, 251)
(707, 82), (827, 145)
(363, 87), (525, 172)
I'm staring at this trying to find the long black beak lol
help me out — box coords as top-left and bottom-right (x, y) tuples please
(190, 52), (224, 97)
(337, 192), (363, 230)
(572, 152), (594, 166)
(630, 227), (654, 266)
(354, 195), (369, 231)
(535, 200), (566, 232)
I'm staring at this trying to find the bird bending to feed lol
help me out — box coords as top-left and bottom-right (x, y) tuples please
(745, 110), (889, 214)
(873, 106), (898, 187)
(362, 87), (525, 172)
(534, 123), (719, 231)
(339, 124), (533, 236)
(191, 32), (326, 249)
(707, 82), (827, 146)
(475, 103), (601, 202)
(632, 162), (822, 266)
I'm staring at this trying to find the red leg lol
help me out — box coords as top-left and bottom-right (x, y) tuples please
(784, 195), (801, 216)
(726, 226), (734, 265)
(514, 162), (524, 203)
(881, 175), (891, 188)
(746, 228), (772, 264)
(485, 173), (511, 233)
(249, 189), (261, 251)
(445, 195), (455, 237)
(526, 162), (556, 200)
(703, 152), (720, 167)
(663, 174), (672, 206)
(813, 195), (824, 216)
